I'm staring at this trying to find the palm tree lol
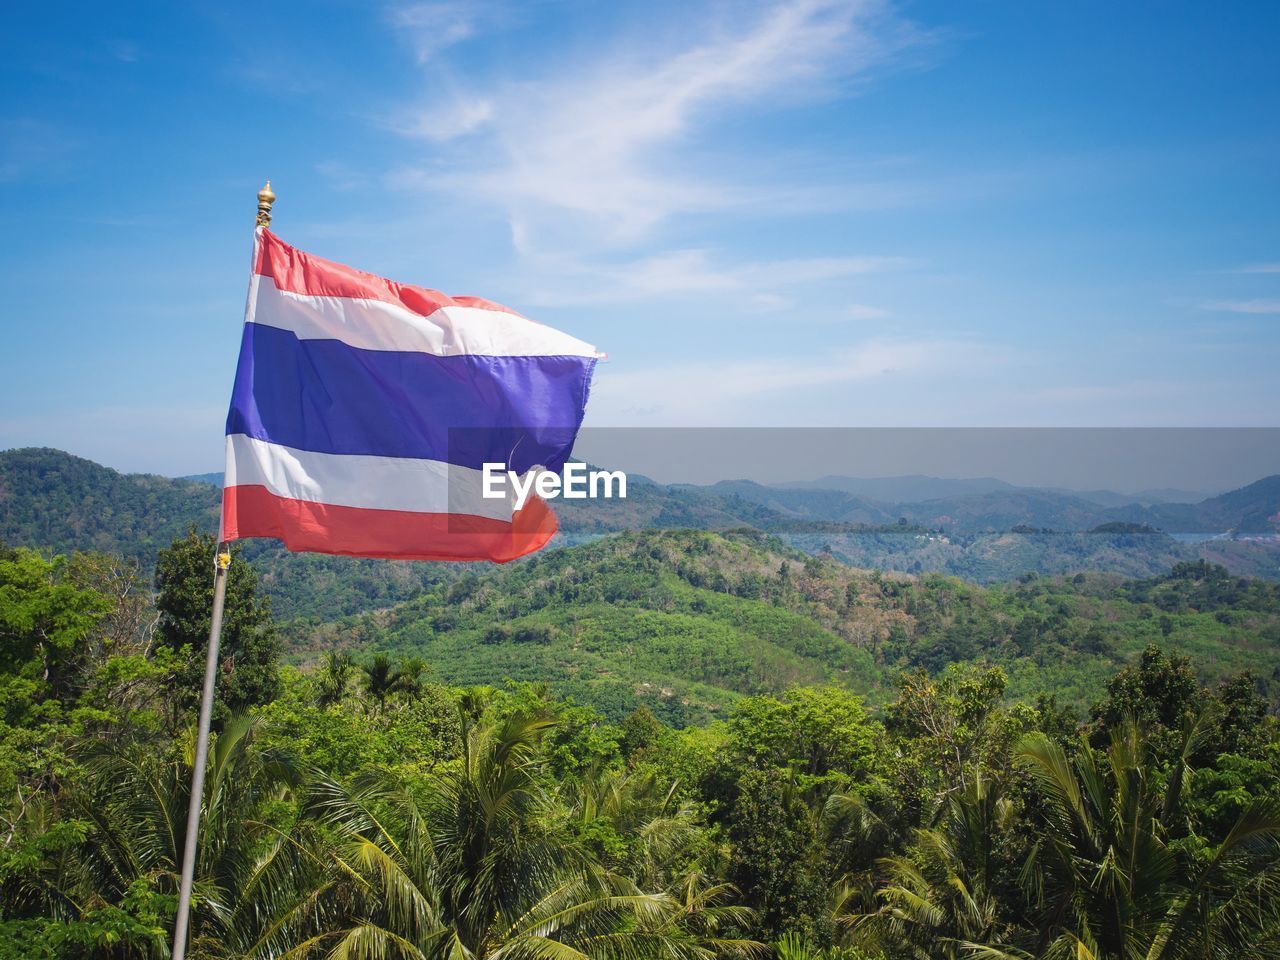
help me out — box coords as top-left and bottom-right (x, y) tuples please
(360, 653), (430, 713)
(773, 930), (883, 960)
(66, 716), (326, 958)
(292, 711), (759, 960)
(847, 770), (1022, 960)
(1010, 721), (1280, 960)
(317, 650), (355, 709)
(559, 766), (703, 890)
(361, 654), (399, 714)
(393, 656), (430, 702)
(661, 870), (764, 960)
(560, 766), (764, 957)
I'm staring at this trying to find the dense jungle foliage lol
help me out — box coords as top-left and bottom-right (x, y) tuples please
(299, 530), (1280, 725)
(3, 531), (1279, 959)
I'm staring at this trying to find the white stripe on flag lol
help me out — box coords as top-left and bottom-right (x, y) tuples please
(224, 434), (522, 521)
(249, 276), (601, 358)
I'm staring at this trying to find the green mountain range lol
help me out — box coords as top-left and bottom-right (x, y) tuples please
(4, 448), (1278, 616)
(3, 446), (1279, 723)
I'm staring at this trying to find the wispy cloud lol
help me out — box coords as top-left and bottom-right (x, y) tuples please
(387, 93), (494, 141)
(388, 0), (929, 242)
(388, 1), (514, 63)
(229, 59), (324, 96)
(511, 245), (915, 306)
(587, 337), (992, 424)
(1229, 262), (1280, 274)
(375, 0), (931, 314)
(1199, 298), (1280, 315)
(108, 39), (139, 63)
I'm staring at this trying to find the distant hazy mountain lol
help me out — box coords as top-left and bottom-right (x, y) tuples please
(896, 489), (1114, 531)
(172, 458), (1280, 579)
(1126, 487), (1219, 504)
(692, 474), (1280, 537)
(1120, 475), (1280, 534)
(698, 480), (1119, 531)
(1048, 487), (1216, 508)
(780, 474), (1214, 508)
(175, 463), (1269, 535)
(680, 479), (895, 525)
(778, 474), (1018, 502)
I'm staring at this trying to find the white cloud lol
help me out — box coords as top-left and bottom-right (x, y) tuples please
(388, 2), (508, 62)
(109, 40), (139, 63)
(390, 95), (494, 140)
(388, 0), (927, 241)
(511, 247), (915, 306)
(586, 337), (989, 424)
(1199, 299), (1280, 315)
(1230, 262), (1280, 274)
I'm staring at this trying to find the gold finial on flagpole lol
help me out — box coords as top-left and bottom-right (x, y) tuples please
(256, 179), (276, 228)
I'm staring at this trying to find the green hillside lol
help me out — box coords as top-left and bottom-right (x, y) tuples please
(0, 447), (221, 562)
(0, 447), (479, 619)
(287, 529), (1280, 725)
(4, 448), (1279, 632)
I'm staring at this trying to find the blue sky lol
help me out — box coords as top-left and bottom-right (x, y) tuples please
(1, 0), (1277, 477)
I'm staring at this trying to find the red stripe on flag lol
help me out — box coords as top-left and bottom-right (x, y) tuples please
(254, 229), (525, 320)
(222, 484), (557, 563)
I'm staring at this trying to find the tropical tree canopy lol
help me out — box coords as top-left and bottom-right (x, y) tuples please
(3, 538), (1280, 960)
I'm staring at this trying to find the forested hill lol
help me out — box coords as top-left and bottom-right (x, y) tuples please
(0, 448), (478, 618)
(3, 445), (1279, 735)
(0, 447), (221, 562)
(0, 448), (783, 619)
(4, 448), (1279, 625)
(296, 528), (1280, 725)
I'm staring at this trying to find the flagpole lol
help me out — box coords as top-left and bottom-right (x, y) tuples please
(170, 181), (275, 960)
(171, 546), (228, 960)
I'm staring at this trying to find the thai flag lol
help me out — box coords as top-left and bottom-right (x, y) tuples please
(220, 229), (602, 562)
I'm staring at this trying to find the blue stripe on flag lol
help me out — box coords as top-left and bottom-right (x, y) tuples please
(226, 323), (595, 472)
